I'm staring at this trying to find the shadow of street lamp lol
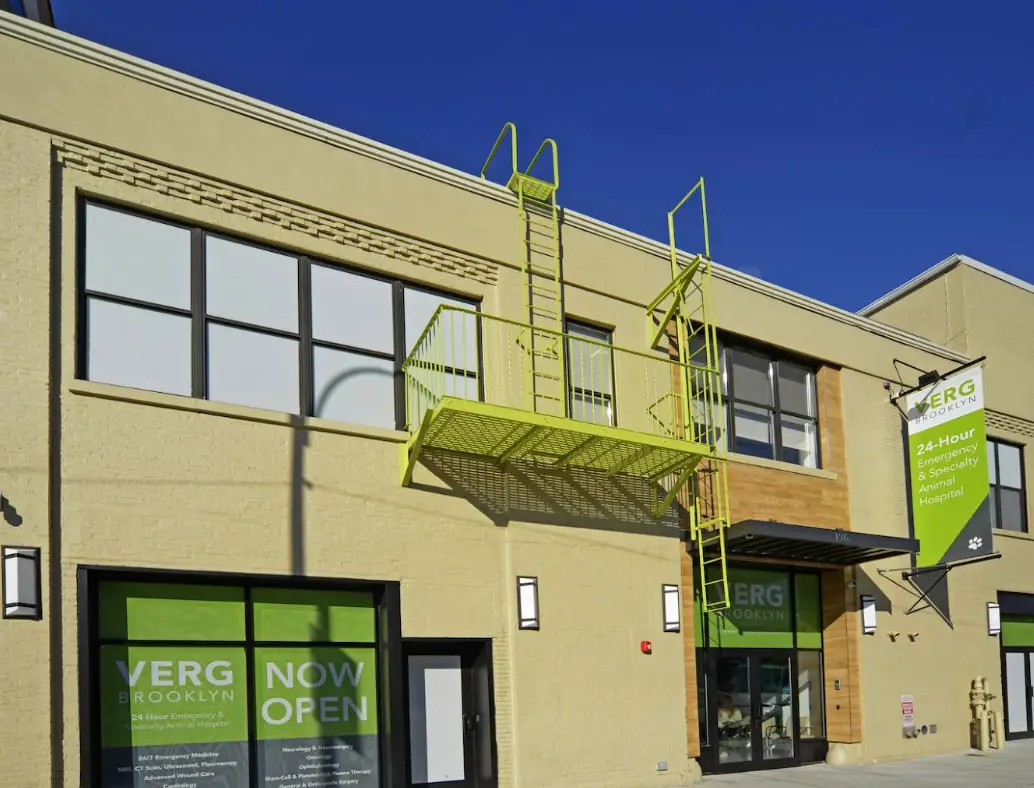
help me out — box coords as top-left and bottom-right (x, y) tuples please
(289, 366), (396, 575)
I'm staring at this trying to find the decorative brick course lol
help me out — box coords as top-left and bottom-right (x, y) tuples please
(54, 138), (499, 285)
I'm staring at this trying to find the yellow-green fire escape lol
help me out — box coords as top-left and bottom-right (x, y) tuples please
(645, 179), (732, 613)
(399, 123), (730, 611)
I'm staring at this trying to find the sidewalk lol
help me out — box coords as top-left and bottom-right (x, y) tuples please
(704, 742), (1034, 786)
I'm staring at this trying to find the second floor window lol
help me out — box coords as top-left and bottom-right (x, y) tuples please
(78, 201), (478, 431)
(724, 343), (820, 468)
(566, 320), (615, 426)
(989, 439), (1027, 532)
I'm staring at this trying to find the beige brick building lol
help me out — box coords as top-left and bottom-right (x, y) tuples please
(0, 9), (1031, 788)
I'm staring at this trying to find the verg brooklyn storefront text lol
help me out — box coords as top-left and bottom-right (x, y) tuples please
(81, 570), (403, 788)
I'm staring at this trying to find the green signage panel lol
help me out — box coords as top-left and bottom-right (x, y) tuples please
(254, 647), (379, 787)
(795, 574), (823, 649)
(1002, 616), (1034, 647)
(252, 587), (376, 643)
(99, 645), (249, 786)
(695, 568), (822, 649)
(98, 582), (246, 642)
(96, 582), (381, 788)
(905, 367), (993, 567)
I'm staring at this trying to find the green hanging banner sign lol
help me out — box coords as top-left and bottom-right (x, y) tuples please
(905, 365), (993, 567)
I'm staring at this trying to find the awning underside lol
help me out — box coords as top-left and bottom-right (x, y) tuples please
(720, 519), (918, 566)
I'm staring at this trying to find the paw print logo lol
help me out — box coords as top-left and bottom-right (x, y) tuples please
(968, 536), (983, 551)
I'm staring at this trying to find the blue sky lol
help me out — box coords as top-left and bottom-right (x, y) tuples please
(52, 1), (1034, 310)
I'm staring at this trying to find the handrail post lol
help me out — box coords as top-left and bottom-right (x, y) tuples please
(480, 122), (518, 182)
(525, 138), (560, 191)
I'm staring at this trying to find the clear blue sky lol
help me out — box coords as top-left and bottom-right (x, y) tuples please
(52, 0), (1034, 311)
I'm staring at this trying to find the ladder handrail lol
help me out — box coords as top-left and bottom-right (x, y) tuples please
(668, 176), (710, 264)
(480, 122), (518, 182)
(525, 138), (560, 192)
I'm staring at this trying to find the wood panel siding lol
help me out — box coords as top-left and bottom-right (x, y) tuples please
(680, 365), (864, 761)
(682, 547), (701, 758)
(725, 366), (850, 529)
(822, 568), (864, 742)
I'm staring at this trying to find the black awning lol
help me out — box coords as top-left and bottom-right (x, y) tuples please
(721, 519), (918, 566)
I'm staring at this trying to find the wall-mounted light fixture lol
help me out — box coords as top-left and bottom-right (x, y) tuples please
(860, 594), (877, 635)
(516, 576), (539, 631)
(3, 546), (41, 620)
(988, 602), (1001, 637)
(662, 584), (681, 633)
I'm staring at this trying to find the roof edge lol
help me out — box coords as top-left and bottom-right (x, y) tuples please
(0, 12), (969, 365)
(860, 253), (1034, 316)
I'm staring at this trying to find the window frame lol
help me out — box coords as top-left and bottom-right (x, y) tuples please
(720, 336), (822, 469)
(564, 318), (618, 427)
(76, 198), (481, 431)
(988, 437), (1028, 533)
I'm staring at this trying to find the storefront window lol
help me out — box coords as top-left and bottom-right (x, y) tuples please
(797, 650), (825, 739)
(93, 580), (382, 788)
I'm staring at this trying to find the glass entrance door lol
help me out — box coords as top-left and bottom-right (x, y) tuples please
(1003, 648), (1034, 740)
(710, 650), (798, 771)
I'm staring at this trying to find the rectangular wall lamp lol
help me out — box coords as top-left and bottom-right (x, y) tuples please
(517, 576), (539, 630)
(3, 546), (42, 620)
(662, 584), (681, 632)
(988, 602), (1001, 637)
(860, 594), (877, 635)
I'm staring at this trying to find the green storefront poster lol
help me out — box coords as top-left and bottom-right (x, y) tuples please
(99, 645), (250, 786)
(905, 366), (993, 567)
(96, 581), (380, 788)
(694, 568), (822, 649)
(254, 647), (379, 786)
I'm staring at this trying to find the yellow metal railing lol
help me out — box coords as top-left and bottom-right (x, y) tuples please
(403, 305), (724, 449)
(480, 122), (560, 196)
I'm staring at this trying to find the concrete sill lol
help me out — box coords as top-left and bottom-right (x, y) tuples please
(68, 380), (409, 444)
(995, 529), (1034, 544)
(726, 450), (839, 481)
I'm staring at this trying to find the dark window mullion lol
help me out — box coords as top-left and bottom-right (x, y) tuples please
(992, 443), (1003, 530)
(82, 290), (193, 318)
(771, 359), (784, 458)
(725, 347), (737, 449)
(299, 257), (313, 417)
(190, 228), (207, 399)
(393, 282), (406, 432)
(311, 338), (395, 362)
(205, 315), (300, 342)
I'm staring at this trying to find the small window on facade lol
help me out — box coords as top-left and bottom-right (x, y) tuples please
(989, 439), (1027, 532)
(565, 320), (615, 426)
(82, 205), (193, 396)
(310, 265), (396, 427)
(205, 236), (301, 413)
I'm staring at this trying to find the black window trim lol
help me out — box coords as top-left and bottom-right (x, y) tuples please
(76, 197), (482, 432)
(564, 317), (618, 427)
(989, 437), (1028, 534)
(720, 336), (822, 469)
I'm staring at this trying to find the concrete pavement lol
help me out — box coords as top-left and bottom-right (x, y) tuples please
(704, 741), (1034, 786)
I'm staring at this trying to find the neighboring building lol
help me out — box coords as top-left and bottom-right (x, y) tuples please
(860, 255), (1034, 755)
(0, 11), (1031, 788)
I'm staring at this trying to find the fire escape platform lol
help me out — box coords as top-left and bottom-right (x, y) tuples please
(402, 396), (711, 486)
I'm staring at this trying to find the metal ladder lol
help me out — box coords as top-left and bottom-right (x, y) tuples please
(666, 179), (732, 614)
(482, 124), (566, 417)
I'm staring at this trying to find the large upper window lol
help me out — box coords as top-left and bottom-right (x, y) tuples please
(988, 439), (1027, 532)
(79, 201), (478, 430)
(720, 339), (820, 468)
